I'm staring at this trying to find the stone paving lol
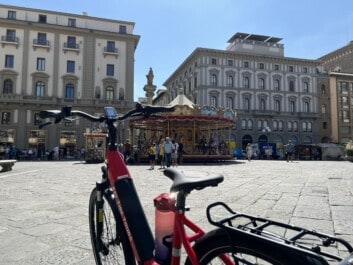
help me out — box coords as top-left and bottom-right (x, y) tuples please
(0, 160), (352, 264)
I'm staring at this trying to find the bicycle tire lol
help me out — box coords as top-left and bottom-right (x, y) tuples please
(89, 187), (136, 265)
(187, 228), (329, 265)
(186, 228), (282, 265)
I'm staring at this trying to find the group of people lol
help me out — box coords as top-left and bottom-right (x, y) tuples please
(245, 140), (295, 162)
(147, 137), (182, 170)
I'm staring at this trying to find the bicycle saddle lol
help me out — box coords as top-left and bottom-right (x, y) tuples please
(163, 168), (224, 192)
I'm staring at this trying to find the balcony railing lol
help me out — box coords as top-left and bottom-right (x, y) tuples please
(103, 46), (119, 58)
(63, 42), (80, 54)
(32, 39), (50, 51)
(0, 35), (19, 48)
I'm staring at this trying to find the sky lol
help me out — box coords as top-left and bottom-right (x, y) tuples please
(2, 0), (353, 101)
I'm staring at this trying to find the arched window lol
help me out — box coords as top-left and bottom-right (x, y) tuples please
(226, 96), (234, 109)
(35, 81), (45, 97)
(321, 84), (326, 94)
(293, 121), (298, 132)
(241, 119), (246, 130)
(65, 83), (75, 99)
(247, 120), (253, 130)
(244, 98), (250, 110)
(290, 101), (295, 113)
(275, 100), (281, 112)
(106, 86), (114, 100)
(260, 99), (266, 110)
(304, 102), (310, 112)
(3, 79), (13, 94)
(257, 120), (262, 131)
(274, 79), (280, 91)
(302, 122), (307, 132)
(211, 74), (217, 86)
(273, 120), (278, 131)
(303, 82), (309, 92)
(227, 75), (234, 87)
(259, 78), (265, 90)
(210, 96), (217, 107)
(307, 122), (312, 132)
(244, 76), (250, 89)
(289, 80), (295, 92)
(288, 121), (292, 131)
(278, 120), (283, 131)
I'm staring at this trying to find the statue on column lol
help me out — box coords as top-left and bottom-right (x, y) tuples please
(146, 67), (154, 86)
(144, 67), (157, 105)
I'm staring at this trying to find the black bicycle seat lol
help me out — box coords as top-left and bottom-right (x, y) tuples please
(163, 168), (224, 192)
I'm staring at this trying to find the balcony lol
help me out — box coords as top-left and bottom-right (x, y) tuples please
(63, 42), (80, 54)
(103, 47), (119, 58)
(32, 39), (50, 51)
(0, 35), (19, 48)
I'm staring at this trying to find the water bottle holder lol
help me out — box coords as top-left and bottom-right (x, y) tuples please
(158, 234), (173, 265)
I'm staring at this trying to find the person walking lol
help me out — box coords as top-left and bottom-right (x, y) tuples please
(158, 139), (165, 169)
(163, 137), (173, 168)
(148, 143), (157, 169)
(246, 143), (252, 161)
(285, 140), (295, 162)
(171, 140), (179, 167)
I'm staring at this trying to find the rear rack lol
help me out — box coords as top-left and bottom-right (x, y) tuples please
(207, 202), (353, 262)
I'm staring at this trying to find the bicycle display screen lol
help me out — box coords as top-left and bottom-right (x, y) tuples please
(104, 107), (118, 120)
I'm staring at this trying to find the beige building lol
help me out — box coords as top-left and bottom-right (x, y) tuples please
(163, 33), (323, 153)
(0, 4), (139, 158)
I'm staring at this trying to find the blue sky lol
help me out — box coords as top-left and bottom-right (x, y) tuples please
(2, 0), (353, 101)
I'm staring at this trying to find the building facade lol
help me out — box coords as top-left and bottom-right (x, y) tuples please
(163, 33), (324, 152)
(0, 4), (140, 158)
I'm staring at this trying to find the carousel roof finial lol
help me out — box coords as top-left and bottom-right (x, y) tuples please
(168, 87), (195, 109)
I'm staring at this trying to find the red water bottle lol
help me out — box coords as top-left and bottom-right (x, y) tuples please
(154, 193), (175, 264)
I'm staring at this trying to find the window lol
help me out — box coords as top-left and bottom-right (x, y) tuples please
(106, 87), (114, 100)
(5, 55), (14, 68)
(303, 101), (310, 113)
(37, 32), (47, 45)
(259, 78), (265, 90)
(323, 122), (328, 129)
(290, 101), (295, 113)
(275, 100), (281, 112)
(289, 80), (295, 92)
(1, 112), (10, 124)
(3, 79), (13, 94)
(303, 82), (309, 92)
(68, 18), (76, 27)
(119, 88), (124, 100)
(7, 11), (16, 20)
(321, 84), (326, 94)
(119, 25), (127, 34)
(303, 67), (308, 73)
(259, 63), (264, 69)
(244, 61), (249, 68)
(6, 29), (16, 42)
(273, 120), (278, 131)
(34, 113), (41, 125)
(211, 58), (217, 65)
(244, 76), (250, 89)
(247, 120), (253, 130)
(307, 122), (312, 132)
(241, 119), (246, 130)
(35, 81), (45, 96)
(288, 121), (292, 132)
(244, 98), (250, 110)
(260, 99), (266, 110)
(302, 122), (307, 132)
(65, 84), (75, 99)
(210, 96), (217, 107)
(226, 96), (234, 109)
(288, 66), (294, 72)
(38, 14), (47, 23)
(321, 104), (327, 114)
(257, 120), (262, 131)
(67, 61), (75, 73)
(278, 121), (283, 131)
(274, 64), (279, 71)
(211, 74), (217, 86)
(106, 41), (116, 52)
(227, 75), (234, 87)
(67, 36), (77, 48)
(274, 79), (280, 91)
(293, 121), (298, 132)
(107, 64), (114, 76)
(37, 58), (45, 71)
(227, 60), (233, 66)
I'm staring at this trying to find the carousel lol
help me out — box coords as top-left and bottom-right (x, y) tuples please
(129, 90), (237, 162)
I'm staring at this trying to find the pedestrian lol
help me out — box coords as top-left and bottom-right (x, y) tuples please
(171, 140), (179, 167)
(148, 143), (156, 169)
(123, 139), (131, 163)
(163, 137), (173, 168)
(158, 139), (165, 169)
(285, 140), (295, 162)
(246, 143), (252, 161)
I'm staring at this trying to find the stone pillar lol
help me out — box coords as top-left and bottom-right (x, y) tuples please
(143, 67), (157, 105)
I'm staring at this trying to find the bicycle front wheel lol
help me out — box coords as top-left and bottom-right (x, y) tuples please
(89, 187), (136, 265)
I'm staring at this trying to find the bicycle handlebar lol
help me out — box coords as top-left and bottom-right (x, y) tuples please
(38, 103), (175, 129)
